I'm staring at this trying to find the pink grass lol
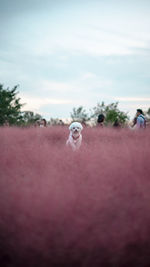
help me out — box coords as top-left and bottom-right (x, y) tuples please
(0, 126), (150, 266)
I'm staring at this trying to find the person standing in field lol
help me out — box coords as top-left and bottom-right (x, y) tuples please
(40, 119), (47, 127)
(135, 109), (146, 129)
(97, 114), (105, 127)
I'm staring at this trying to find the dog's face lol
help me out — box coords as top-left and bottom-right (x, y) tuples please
(69, 122), (83, 137)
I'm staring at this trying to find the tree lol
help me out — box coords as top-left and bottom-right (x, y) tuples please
(90, 101), (106, 118)
(0, 84), (24, 126)
(105, 102), (128, 124)
(145, 108), (150, 126)
(147, 108), (150, 116)
(21, 111), (42, 126)
(91, 102), (128, 125)
(70, 106), (89, 123)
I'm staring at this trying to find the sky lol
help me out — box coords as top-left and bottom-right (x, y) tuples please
(0, 0), (150, 120)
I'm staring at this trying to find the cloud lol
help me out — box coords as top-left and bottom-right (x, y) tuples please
(81, 72), (97, 80)
(29, 27), (149, 57)
(2, 3), (149, 59)
(0, 0), (150, 121)
(40, 75), (113, 99)
(20, 94), (74, 112)
(41, 81), (75, 93)
(114, 97), (150, 102)
(18, 74), (114, 118)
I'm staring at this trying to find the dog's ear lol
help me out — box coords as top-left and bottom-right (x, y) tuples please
(80, 124), (83, 131)
(77, 123), (83, 131)
(69, 124), (73, 131)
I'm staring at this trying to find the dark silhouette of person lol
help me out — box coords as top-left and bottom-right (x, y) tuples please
(97, 114), (105, 127)
(136, 109), (146, 129)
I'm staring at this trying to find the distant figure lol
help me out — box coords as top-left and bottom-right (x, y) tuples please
(40, 119), (47, 128)
(34, 120), (40, 127)
(59, 120), (64, 126)
(136, 109), (146, 129)
(113, 119), (121, 128)
(97, 114), (105, 127)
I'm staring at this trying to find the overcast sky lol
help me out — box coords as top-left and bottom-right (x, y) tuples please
(0, 0), (150, 120)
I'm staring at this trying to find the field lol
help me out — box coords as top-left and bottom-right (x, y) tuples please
(0, 126), (150, 267)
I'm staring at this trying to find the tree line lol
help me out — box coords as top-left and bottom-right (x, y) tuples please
(0, 84), (150, 127)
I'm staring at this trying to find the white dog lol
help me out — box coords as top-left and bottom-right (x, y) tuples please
(66, 122), (83, 151)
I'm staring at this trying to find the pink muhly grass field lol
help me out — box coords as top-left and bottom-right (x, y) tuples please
(0, 126), (150, 267)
